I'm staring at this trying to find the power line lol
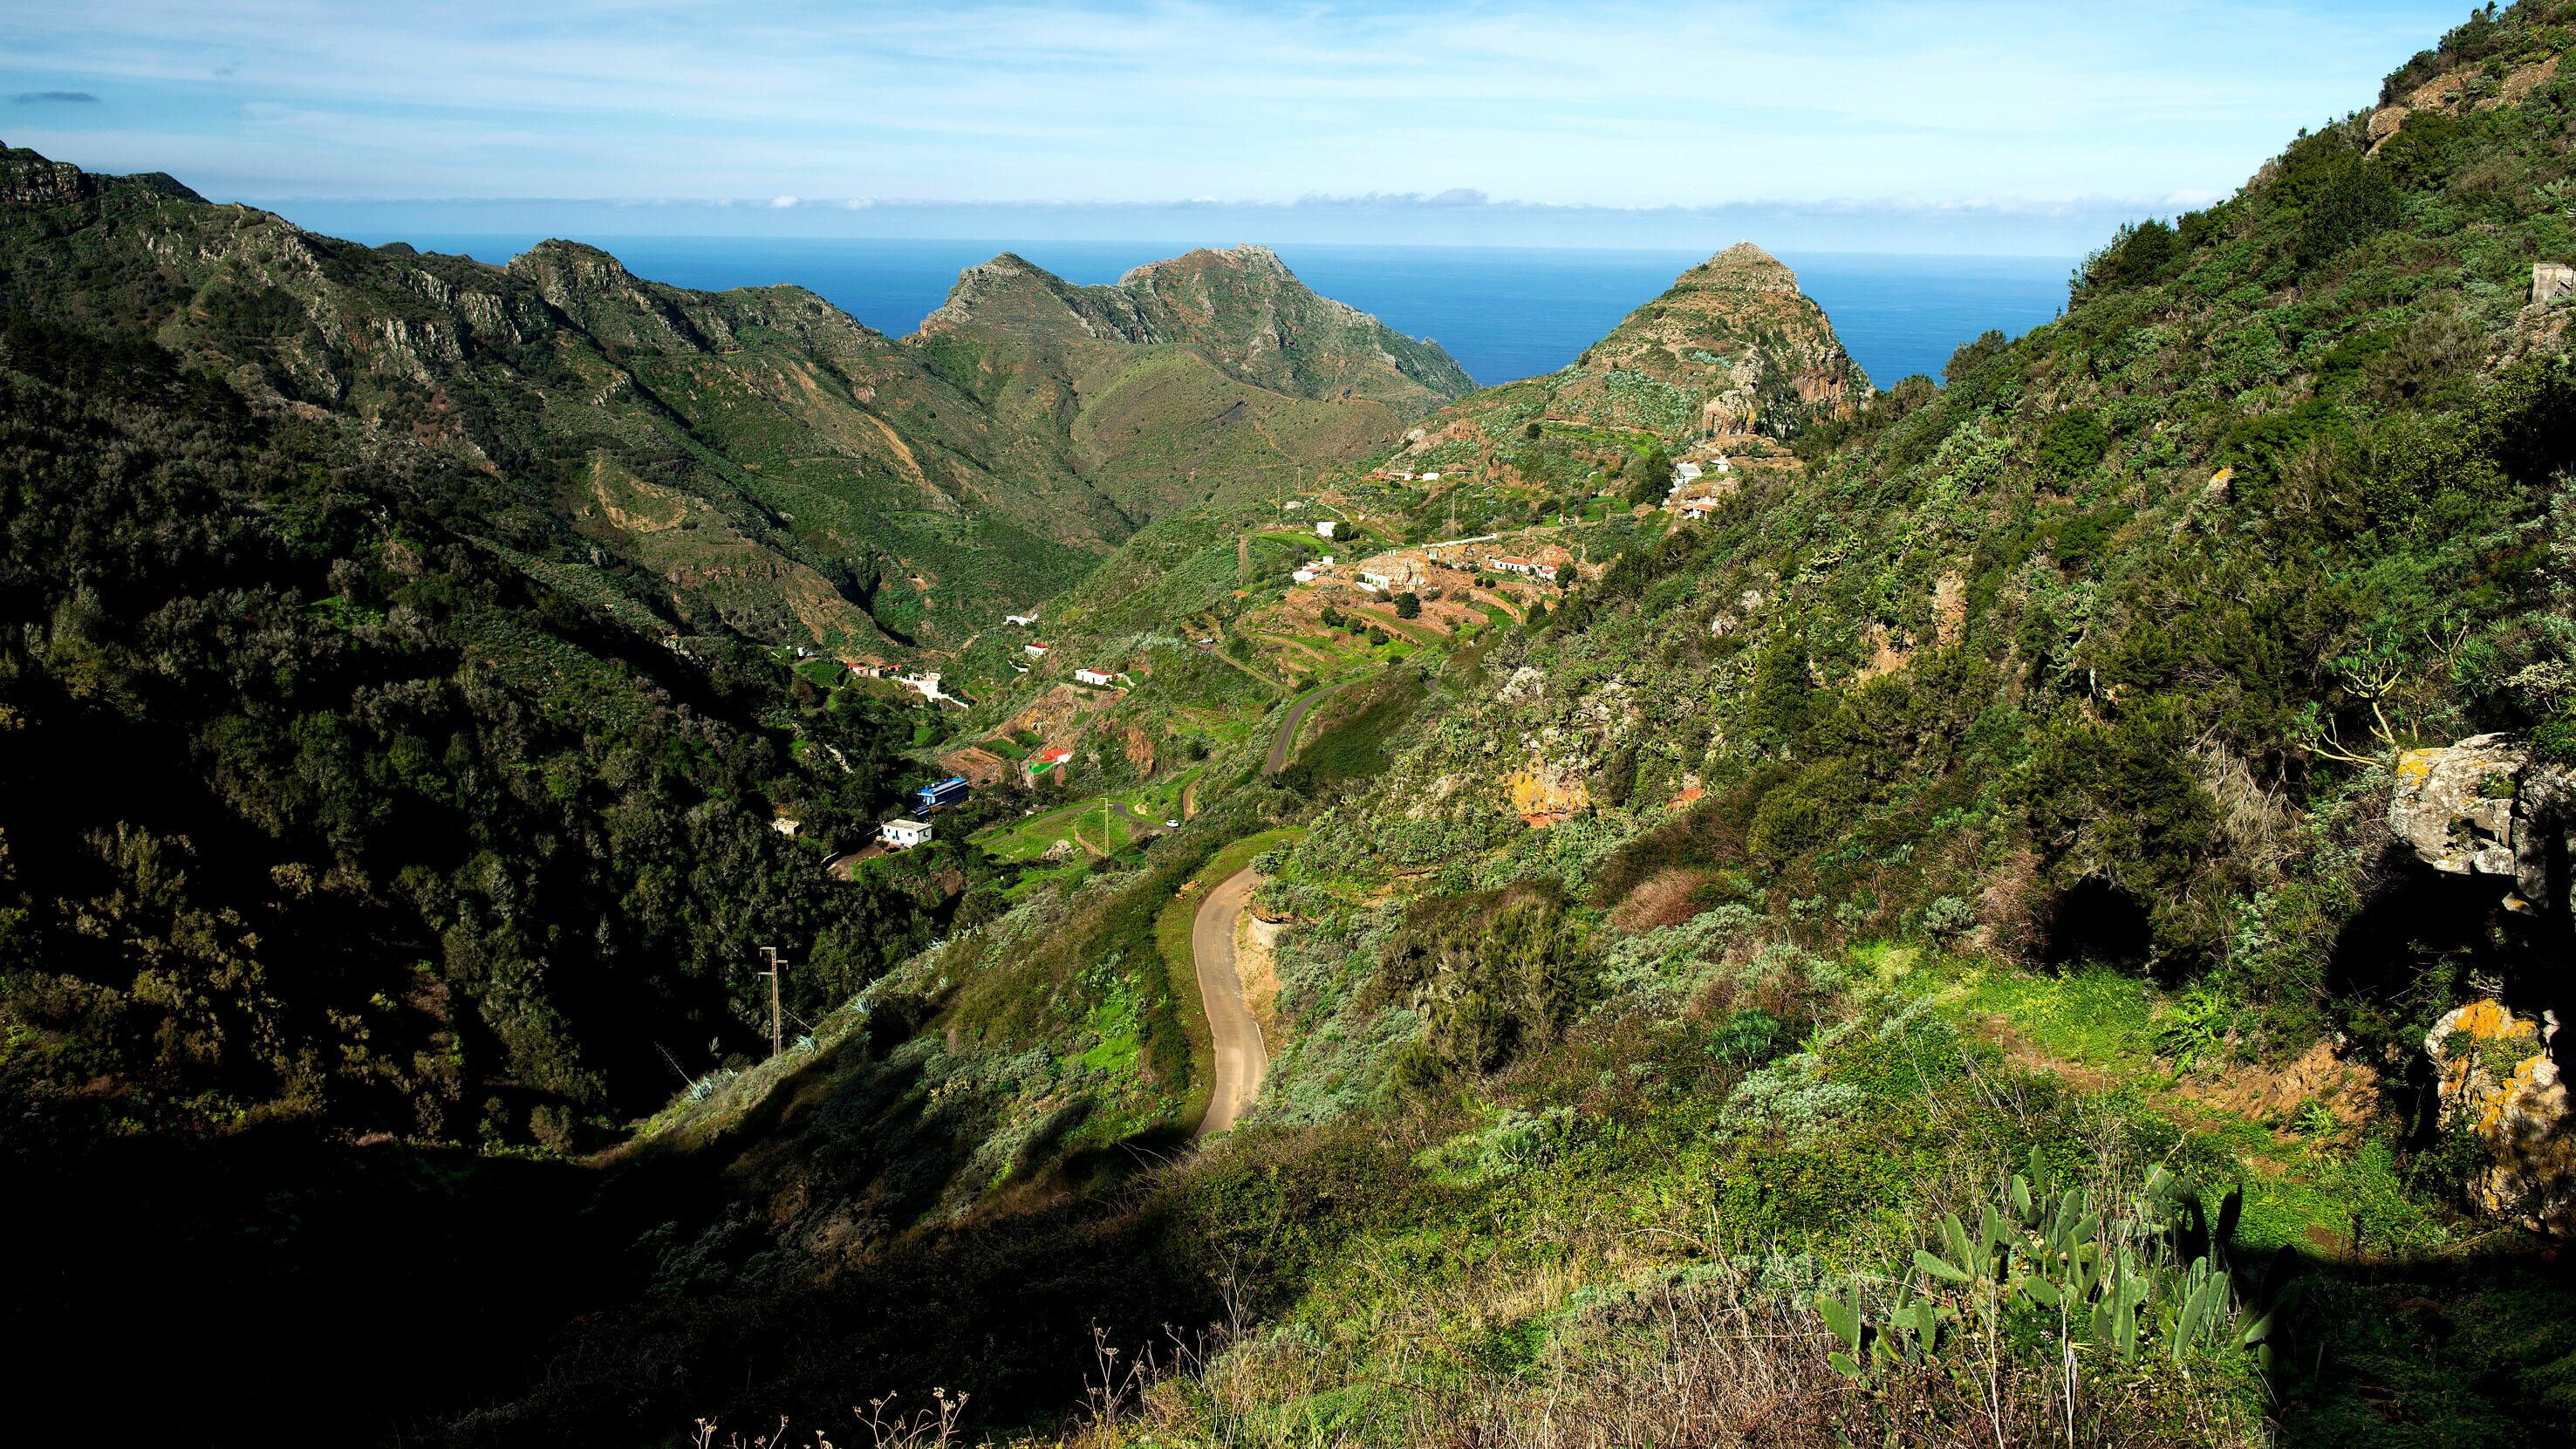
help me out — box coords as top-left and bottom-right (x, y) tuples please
(755, 945), (788, 1059)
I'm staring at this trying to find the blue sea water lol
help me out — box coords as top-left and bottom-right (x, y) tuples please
(381, 234), (2071, 390)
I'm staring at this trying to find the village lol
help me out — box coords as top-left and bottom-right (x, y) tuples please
(780, 427), (1814, 888)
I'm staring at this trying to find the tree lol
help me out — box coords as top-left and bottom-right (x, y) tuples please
(1394, 591), (1421, 619)
(1621, 446), (1675, 504)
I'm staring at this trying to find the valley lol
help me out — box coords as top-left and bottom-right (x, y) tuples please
(8, 5), (2576, 1446)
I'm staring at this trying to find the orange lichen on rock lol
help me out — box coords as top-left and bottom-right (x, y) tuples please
(2427, 1000), (2574, 1235)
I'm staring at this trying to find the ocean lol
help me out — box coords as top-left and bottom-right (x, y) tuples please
(378, 235), (2073, 391)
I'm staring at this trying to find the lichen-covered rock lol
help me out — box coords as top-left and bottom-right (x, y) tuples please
(2426, 1001), (2575, 1235)
(1504, 755), (1590, 823)
(2387, 735), (2576, 916)
(2390, 733), (2523, 875)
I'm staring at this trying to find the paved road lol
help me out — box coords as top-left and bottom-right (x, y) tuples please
(1107, 800), (1171, 835)
(1191, 866), (1268, 1136)
(1265, 677), (1359, 776)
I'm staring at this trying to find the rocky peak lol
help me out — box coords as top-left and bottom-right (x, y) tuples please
(1115, 243), (1289, 290)
(1672, 242), (1803, 295)
(919, 251), (1136, 343)
(0, 145), (97, 208)
(507, 239), (636, 300)
(1542, 241), (1866, 436)
(506, 239), (737, 353)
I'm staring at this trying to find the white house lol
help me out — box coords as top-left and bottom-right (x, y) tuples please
(1024, 643), (1049, 657)
(898, 672), (946, 702)
(1361, 570), (1396, 591)
(878, 818), (933, 850)
(1075, 667), (1115, 686)
(1315, 520), (1337, 539)
(1486, 555), (1544, 577)
(1421, 472), (1441, 482)
(1675, 461), (1704, 483)
(1292, 566), (1319, 584)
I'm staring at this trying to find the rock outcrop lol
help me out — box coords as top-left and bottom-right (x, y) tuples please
(2388, 734), (2575, 917)
(2369, 53), (2564, 155)
(2426, 1000), (2575, 1235)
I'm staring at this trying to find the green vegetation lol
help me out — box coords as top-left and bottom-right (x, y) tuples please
(15, 8), (2576, 1446)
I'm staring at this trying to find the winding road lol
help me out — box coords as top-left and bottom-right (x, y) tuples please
(1190, 866), (1268, 1136)
(1265, 676), (1359, 776)
(1106, 799), (1167, 833)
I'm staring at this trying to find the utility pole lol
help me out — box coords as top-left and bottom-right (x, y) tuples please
(757, 946), (786, 1059)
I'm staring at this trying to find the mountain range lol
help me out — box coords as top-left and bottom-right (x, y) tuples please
(8, 3), (2576, 1446)
(0, 161), (1470, 659)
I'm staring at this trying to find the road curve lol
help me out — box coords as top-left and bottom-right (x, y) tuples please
(1191, 865), (1268, 1136)
(1265, 677), (1357, 776)
(1107, 799), (1171, 835)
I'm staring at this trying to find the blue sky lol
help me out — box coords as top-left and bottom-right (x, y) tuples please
(3, 2), (2470, 250)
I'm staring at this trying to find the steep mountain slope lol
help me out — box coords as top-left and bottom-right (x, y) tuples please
(1555, 240), (1871, 434)
(939, 243), (1863, 724)
(912, 246), (1472, 523)
(0, 156), (1469, 660)
(453, 8), (2576, 1446)
(1412, 240), (1868, 446)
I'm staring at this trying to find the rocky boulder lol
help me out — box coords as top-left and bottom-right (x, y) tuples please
(2387, 734), (2575, 916)
(2426, 1000), (2575, 1235)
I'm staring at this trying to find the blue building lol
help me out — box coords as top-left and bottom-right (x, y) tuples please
(917, 776), (970, 813)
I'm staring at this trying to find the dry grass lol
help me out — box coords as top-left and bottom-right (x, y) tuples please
(692, 1389), (967, 1449)
(1606, 865), (1714, 933)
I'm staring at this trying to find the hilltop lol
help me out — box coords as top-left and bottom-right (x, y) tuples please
(910, 244), (1472, 528)
(923, 243), (1471, 414)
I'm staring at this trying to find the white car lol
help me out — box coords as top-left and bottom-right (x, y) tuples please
(1164, 818), (1180, 829)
